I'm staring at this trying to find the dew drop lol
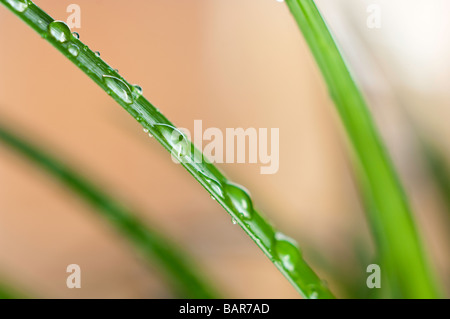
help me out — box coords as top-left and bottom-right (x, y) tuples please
(72, 31), (80, 39)
(143, 127), (152, 137)
(232, 218), (237, 225)
(198, 170), (224, 198)
(133, 85), (143, 94)
(308, 285), (319, 299)
(273, 232), (301, 273)
(48, 21), (71, 43)
(132, 85), (143, 99)
(223, 182), (253, 220)
(211, 195), (216, 201)
(68, 43), (80, 57)
(95, 51), (101, 57)
(155, 124), (189, 157)
(102, 75), (133, 104)
(5, 0), (28, 12)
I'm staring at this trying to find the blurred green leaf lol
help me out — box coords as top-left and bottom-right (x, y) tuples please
(286, 0), (440, 298)
(0, 124), (218, 299)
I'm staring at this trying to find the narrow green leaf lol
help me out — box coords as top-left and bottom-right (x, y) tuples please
(0, 281), (28, 299)
(0, 124), (218, 298)
(285, 0), (440, 298)
(422, 141), (450, 213)
(0, 0), (334, 298)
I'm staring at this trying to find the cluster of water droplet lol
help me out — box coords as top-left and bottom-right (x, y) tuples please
(46, 21), (193, 175)
(201, 178), (312, 290)
(219, 181), (328, 298)
(45, 20), (146, 115)
(42, 14), (325, 299)
(143, 128), (153, 138)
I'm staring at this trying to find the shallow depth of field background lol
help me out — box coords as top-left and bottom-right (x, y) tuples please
(0, 0), (449, 298)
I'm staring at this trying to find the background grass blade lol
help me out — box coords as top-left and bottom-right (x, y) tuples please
(0, 0), (334, 298)
(0, 123), (218, 299)
(285, 0), (440, 298)
(421, 141), (450, 214)
(0, 280), (28, 299)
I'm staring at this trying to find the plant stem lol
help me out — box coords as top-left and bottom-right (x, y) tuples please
(0, 0), (334, 298)
(285, 0), (439, 298)
(0, 123), (218, 299)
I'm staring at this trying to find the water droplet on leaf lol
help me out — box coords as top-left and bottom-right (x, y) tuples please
(6, 0), (28, 12)
(198, 170), (224, 198)
(308, 285), (319, 299)
(48, 21), (71, 43)
(274, 232), (301, 273)
(102, 75), (133, 104)
(132, 85), (143, 99)
(95, 51), (101, 57)
(155, 124), (189, 157)
(68, 43), (80, 57)
(224, 182), (253, 219)
(72, 31), (79, 39)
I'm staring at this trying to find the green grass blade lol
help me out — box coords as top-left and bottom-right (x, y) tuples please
(0, 281), (28, 299)
(285, 0), (440, 298)
(422, 142), (450, 213)
(0, 124), (218, 299)
(0, 0), (334, 298)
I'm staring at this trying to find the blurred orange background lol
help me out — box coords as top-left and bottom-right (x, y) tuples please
(0, 0), (449, 298)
